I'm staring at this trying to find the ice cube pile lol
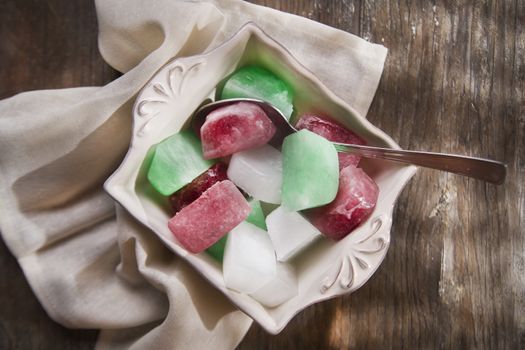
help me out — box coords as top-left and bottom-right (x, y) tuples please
(144, 65), (379, 307)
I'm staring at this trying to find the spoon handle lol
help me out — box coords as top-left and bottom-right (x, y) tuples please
(333, 143), (507, 184)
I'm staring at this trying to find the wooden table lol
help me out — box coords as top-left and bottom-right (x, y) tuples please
(1, 1), (523, 349)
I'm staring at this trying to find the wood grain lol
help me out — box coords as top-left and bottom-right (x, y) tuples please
(0, 0), (523, 349)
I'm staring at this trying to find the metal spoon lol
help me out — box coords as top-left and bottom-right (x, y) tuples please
(193, 98), (507, 184)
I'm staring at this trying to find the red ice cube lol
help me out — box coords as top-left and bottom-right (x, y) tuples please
(295, 114), (367, 169)
(168, 180), (251, 253)
(307, 166), (379, 240)
(200, 102), (276, 159)
(169, 163), (228, 213)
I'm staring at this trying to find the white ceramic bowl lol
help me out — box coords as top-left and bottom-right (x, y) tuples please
(104, 23), (417, 334)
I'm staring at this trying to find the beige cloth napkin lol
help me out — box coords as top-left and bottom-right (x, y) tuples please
(0, 0), (387, 349)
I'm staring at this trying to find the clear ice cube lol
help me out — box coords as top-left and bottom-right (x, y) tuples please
(265, 206), (321, 261)
(250, 262), (297, 307)
(223, 221), (277, 293)
(227, 145), (283, 204)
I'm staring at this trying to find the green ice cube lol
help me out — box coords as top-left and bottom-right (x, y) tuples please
(281, 130), (339, 211)
(220, 66), (294, 120)
(147, 130), (215, 196)
(246, 198), (267, 230)
(206, 235), (227, 262)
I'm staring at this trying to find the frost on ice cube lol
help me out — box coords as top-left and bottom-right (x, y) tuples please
(147, 130), (215, 196)
(227, 145), (283, 204)
(307, 166), (379, 240)
(168, 180), (250, 253)
(250, 262), (297, 307)
(200, 102), (276, 159)
(281, 129), (339, 211)
(266, 206), (321, 261)
(169, 162), (228, 213)
(223, 221), (277, 293)
(295, 114), (367, 169)
(220, 65), (294, 120)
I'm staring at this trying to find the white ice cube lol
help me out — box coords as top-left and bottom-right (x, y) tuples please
(223, 221), (277, 293)
(266, 206), (321, 261)
(250, 262), (297, 307)
(227, 145), (282, 204)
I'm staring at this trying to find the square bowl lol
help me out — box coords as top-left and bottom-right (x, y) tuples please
(104, 23), (417, 334)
